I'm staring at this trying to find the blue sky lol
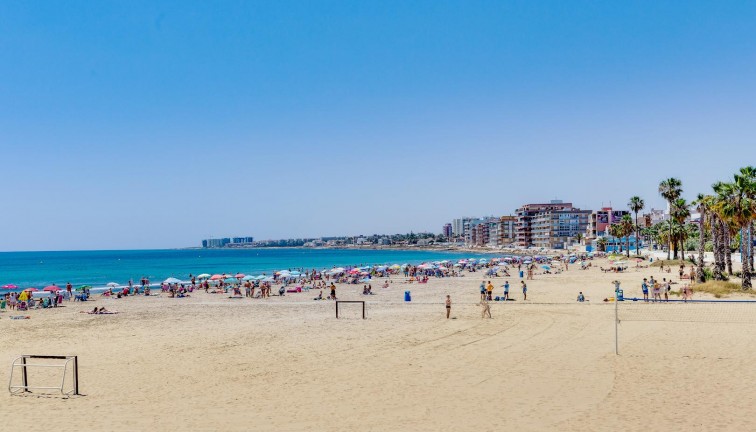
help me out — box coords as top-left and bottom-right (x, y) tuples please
(1, 1), (755, 251)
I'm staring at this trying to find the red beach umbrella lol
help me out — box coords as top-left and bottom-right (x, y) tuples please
(209, 274), (223, 281)
(24, 287), (39, 292)
(43, 286), (61, 292)
(2, 284), (18, 289)
(235, 273), (245, 279)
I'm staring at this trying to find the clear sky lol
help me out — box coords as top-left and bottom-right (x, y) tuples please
(1, 1), (755, 251)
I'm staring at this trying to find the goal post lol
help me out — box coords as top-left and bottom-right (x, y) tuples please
(335, 301), (366, 319)
(9, 355), (80, 397)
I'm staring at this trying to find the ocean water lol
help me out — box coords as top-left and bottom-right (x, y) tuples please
(0, 248), (493, 288)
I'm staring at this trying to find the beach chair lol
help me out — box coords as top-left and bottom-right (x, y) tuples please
(18, 301), (28, 311)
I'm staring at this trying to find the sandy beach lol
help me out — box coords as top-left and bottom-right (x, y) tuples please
(4, 258), (756, 431)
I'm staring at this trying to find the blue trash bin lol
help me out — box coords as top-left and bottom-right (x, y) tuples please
(519, 271), (524, 278)
(617, 289), (624, 301)
(404, 291), (411, 302)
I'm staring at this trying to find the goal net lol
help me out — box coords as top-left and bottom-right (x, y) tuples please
(615, 300), (756, 356)
(335, 301), (366, 319)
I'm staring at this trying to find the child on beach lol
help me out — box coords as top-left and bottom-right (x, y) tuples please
(446, 295), (451, 319)
(641, 279), (649, 302)
(503, 281), (510, 301)
(480, 281), (486, 300)
(521, 281), (527, 300)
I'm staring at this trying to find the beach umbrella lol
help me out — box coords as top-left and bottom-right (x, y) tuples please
(234, 273), (245, 279)
(2, 284), (18, 289)
(242, 275), (256, 281)
(196, 274), (211, 279)
(163, 277), (182, 284)
(24, 287), (39, 292)
(261, 276), (275, 282)
(209, 274), (224, 281)
(106, 282), (119, 288)
(43, 285), (60, 292)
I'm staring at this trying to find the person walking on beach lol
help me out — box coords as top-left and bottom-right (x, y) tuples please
(641, 279), (649, 302)
(330, 283), (337, 300)
(480, 299), (492, 318)
(66, 282), (72, 301)
(521, 281), (528, 300)
(486, 281), (494, 301)
(445, 295), (451, 319)
(480, 281), (486, 301)
(664, 278), (671, 302)
(652, 280), (661, 302)
(503, 281), (510, 301)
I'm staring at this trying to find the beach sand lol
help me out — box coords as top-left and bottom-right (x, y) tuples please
(3, 259), (756, 431)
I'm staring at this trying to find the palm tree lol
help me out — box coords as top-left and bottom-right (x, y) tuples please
(620, 214), (634, 258)
(609, 225), (624, 254)
(713, 182), (736, 276)
(573, 232), (583, 246)
(719, 172), (755, 290)
(659, 178), (683, 260)
(596, 237), (607, 252)
(692, 194), (713, 283)
(739, 166), (756, 270)
(671, 198), (690, 260)
(628, 196), (645, 255)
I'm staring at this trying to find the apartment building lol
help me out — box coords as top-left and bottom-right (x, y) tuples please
(516, 200), (591, 249)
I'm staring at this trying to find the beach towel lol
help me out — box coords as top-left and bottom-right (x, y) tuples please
(11, 316), (30, 320)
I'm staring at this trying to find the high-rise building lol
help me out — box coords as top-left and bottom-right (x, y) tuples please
(201, 238), (232, 248)
(498, 216), (516, 246)
(451, 218), (472, 238)
(516, 200), (591, 249)
(442, 223), (453, 238)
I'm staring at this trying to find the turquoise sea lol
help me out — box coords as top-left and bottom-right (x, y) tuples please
(0, 248), (493, 289)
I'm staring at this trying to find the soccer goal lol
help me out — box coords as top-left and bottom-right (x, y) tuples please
(8, 355), (80, 397)
(335, 300), (366, 319)
(614, 298), (756, 355)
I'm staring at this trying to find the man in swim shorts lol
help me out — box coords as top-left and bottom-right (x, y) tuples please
(445, 295), (451, 319)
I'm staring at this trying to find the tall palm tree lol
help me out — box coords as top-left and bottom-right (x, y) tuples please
(720, 172), (755, 290)
(620, 214), (634, 258)
(659, 178), (683, 260)
(671, 198), (690, 260)
(628, 196), (645, 255)
(596, 237), (607, 252)
(713, 181), (737, 276)
(693, 194), (713, 283)
(609, 224), (624, 254)
(739, 166), (756, 270)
